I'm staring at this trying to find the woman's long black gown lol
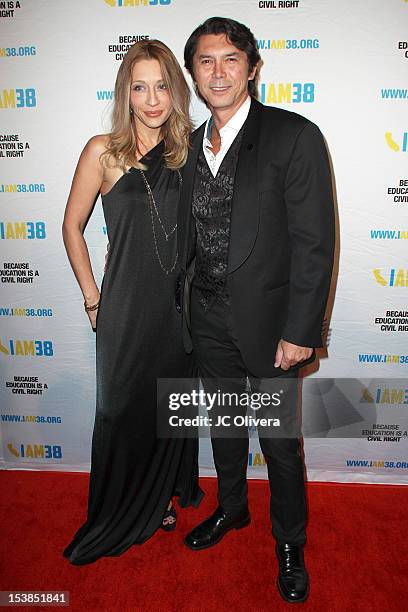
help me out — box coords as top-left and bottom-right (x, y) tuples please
(63, 142), (203, 565)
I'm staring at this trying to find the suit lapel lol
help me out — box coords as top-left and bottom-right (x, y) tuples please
(228, 98), (261, 273)
(178, 123), (205, 270)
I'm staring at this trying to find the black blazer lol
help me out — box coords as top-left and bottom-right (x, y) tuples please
(177, 98), (335, 378)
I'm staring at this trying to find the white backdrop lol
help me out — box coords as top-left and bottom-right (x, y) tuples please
(1, 0), (407, 483)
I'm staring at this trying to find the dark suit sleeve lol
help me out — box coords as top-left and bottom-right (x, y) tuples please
(281, 121), (335, 347)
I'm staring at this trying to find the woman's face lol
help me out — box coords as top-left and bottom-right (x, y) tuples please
(130, 58), (173, 134)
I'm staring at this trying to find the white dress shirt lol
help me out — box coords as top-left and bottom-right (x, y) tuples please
(202, 96), (251, 177)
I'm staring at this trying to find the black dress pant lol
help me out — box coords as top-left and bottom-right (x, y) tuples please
(191, 288), (307, 545)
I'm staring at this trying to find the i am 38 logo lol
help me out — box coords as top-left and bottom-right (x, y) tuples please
(0, 339), (53, 356)
(0, 88), (36, 108)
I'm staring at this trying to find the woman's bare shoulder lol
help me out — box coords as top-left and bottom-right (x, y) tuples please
(83, 134), (111, 158)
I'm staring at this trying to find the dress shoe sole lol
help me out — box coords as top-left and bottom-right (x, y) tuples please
(184, 515), (251, 551)
(277, 577), (310, 604)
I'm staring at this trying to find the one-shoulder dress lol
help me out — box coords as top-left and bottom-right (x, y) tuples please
(63, 142), (203, 565)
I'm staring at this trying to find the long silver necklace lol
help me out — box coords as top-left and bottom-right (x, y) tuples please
(139, 168), (181, 276)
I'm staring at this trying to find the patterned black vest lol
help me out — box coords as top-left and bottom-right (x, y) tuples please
(192, 125), (245, 310)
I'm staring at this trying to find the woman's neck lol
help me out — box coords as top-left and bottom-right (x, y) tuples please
(135, 122), (162, 157)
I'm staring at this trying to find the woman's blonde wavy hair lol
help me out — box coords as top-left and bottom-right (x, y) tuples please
(102, 40), (192, 171)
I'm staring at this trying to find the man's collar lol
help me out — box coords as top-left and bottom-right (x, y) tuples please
(204, 96), (251, 143)
(223, 95), (251, 132)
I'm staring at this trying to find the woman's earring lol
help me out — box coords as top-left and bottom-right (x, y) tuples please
(129, 107), (133, 115)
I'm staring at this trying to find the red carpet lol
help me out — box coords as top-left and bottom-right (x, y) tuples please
(0, 472), (407, 612)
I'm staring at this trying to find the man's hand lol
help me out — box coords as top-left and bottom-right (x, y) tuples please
(274, 340), (313, 371)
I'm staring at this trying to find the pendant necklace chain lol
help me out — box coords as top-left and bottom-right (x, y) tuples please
(139, 168), (181, 276)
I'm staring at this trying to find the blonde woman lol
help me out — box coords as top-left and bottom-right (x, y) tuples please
(62, 40), (202, 565)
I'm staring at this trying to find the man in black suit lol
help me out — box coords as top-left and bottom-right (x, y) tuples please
(177, 17), (334, 603)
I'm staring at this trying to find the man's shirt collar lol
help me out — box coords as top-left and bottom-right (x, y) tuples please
(203, 96), (251, 148)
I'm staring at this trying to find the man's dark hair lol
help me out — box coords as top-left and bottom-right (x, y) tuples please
(184, 17), (261, 99)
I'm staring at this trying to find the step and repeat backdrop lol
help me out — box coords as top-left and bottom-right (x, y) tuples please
(1, 0), (407, 483)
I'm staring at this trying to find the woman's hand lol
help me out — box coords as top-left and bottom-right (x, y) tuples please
(84, 293), (100, 330)
(86, 306), (99, 330)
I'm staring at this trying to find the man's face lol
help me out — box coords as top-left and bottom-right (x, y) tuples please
(192, 33), (256, 113)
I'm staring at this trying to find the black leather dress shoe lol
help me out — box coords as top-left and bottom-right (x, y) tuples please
(276, 543), (310, 603)
(184, 506), (251, 551)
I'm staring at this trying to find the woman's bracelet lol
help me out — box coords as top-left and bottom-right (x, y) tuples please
(84, 299), (100, 312)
